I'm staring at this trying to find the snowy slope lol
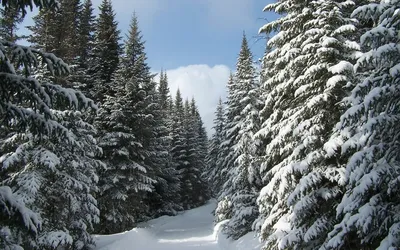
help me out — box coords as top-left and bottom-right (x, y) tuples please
(94, 200), (262, 250)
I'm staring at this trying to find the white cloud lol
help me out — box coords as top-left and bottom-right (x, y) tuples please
(156, 64), (231, 136)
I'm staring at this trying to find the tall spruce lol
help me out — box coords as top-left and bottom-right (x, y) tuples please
(0, 3), (23, 42)
(28, 0), (81, 63)
(95, 13), (158, 233)
(90, 0), (121, 103)
(0, 1), (100, 249)
(146, 70), (182, 216)
(170, 89), (186, 208)
(215, 34), (260, 239)
(205, 98), (225, 196)
(254, 0), (361, 249)
(323, 1), (400, 249)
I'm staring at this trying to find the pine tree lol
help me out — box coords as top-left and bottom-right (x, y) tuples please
(90, 0), (121, 103)
(255, 0), (361, 248)
(27, 7), (59, 53)
(323, 1), (400, 249)
(68, 0), (96, 100)
(188, 98), (209, 207)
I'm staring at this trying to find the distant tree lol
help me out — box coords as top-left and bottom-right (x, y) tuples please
(89, 0), (121, 103)
(205, 98), (225, 196)
(0, 2), (23, 42)
(146, 70), (182, 216)
(170, 89), (186, 208)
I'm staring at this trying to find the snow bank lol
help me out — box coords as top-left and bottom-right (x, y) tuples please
(214, 220), (262, 250)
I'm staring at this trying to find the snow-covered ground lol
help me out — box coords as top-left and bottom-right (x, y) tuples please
(94, 200), (262, 250)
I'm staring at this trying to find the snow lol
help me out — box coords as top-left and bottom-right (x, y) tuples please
(94, 200), (262, 250)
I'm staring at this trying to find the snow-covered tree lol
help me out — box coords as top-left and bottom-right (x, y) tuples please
(217, 34), (260, 239)
(0, 1), (102, 248)
(323, 1), (400, 249)
(170, 89), (186, 208)
(205, 98), (225, 196)
(146, 70), (182, 216)
(28, 0), (81, 63)
(95, 13), (157, 233)
(254, 0), (361, 249)
(2, 108), (102, 249)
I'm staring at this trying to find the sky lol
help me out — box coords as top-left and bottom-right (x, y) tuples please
(20, 0), (279, 135)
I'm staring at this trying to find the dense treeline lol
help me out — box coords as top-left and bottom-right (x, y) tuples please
(0, 0), (209, 249)
(206, 0), (400, 249)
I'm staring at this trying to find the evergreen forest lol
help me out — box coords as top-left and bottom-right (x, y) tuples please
(1, 0), (400, 250)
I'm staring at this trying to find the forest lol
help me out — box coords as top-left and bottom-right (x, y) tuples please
(1, 0), (400, 250)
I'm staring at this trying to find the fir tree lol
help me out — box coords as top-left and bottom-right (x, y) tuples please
(77, 0), (95, 67)
(146, 70), (182, 216)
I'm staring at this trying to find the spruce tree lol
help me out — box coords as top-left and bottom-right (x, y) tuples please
(95, 13), (158, 233)
(146, 70), (182, 216)
(324, 1), (400, 249)
(0, 1), (100, 248)
(28, 0), (81, 63)
(0, 2), (23, 42)
(216, 34), (260, 239)
(255, 0), (361, 248)
(187, 98), (209, 207)
(77, 0), (95, 66)
(90, 0), (121, 102)
(170, 89), (186, 208)
(205, 98), (225, 196)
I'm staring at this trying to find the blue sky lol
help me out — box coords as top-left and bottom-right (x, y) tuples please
(20, 0), (279, 134)
(110, 0), (276, 70)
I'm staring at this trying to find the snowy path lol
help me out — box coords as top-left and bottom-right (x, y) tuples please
(94, 201), (220, 250)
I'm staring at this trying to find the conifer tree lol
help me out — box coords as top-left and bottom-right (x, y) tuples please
(90, 0), (121, 103)
(255, 0), (361, 248)
(324, 1), (400, 249)
(1, 1), (100, 248)
(170, 89), (186, 208)
(205, 98), (225, 196)
(146, 70), (182, 216)
(78, 0), (95, 65)
(28, 0), (81, 63)
(95, 13), (158, 233)
(0, 2), (23, 42)
(216, 34), (260, 239)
